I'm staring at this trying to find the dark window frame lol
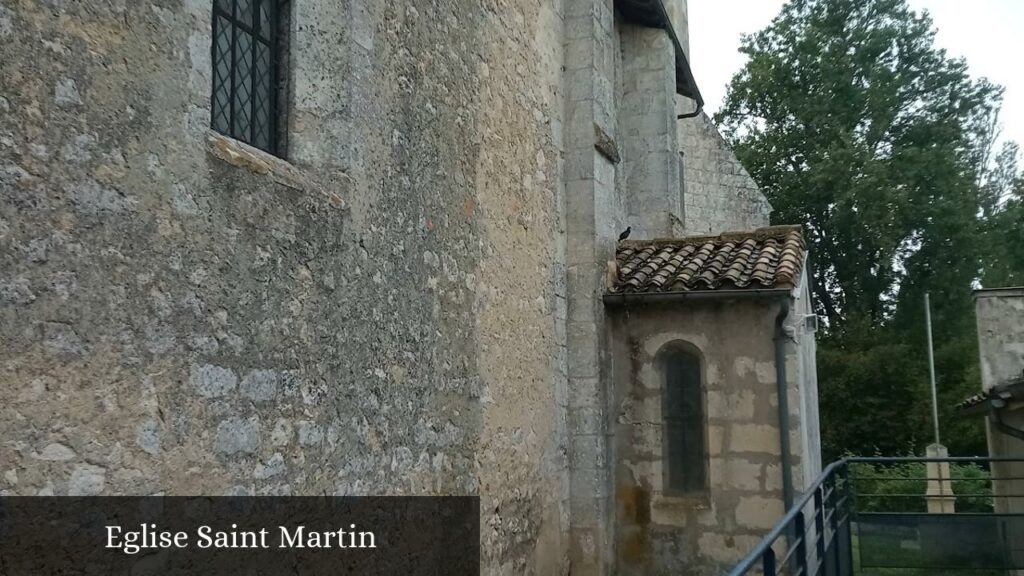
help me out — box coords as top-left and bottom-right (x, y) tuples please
(660, 343), (709, 496)
(210, 0), (288, 156)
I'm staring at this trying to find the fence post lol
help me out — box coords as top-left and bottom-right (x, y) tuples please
(814, 486), (825, 573)
(925, 444), (956, 513)
(794, 509), (808, 576)
(842, 462), (854, 576)
(763, 547), (777, 576)
(828, 474), (841, 576)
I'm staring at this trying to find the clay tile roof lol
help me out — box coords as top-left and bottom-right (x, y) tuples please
(610, 225), (806, 294)
(957, 374), (1024, 414)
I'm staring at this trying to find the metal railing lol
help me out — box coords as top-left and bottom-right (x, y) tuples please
(726, 457), (1024, 576)
(726, 459), (853, 576)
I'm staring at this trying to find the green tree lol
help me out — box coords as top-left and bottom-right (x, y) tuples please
(850, 461), (993, 513)
(979, 142), (1024, 287)
(715, 0), (1020, 459)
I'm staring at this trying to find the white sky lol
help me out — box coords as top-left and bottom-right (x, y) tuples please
(689, 0), (1024, 152)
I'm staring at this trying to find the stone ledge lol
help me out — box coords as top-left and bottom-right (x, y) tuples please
(205, 130), (348, 210)
(593, 123), (620, 164)
(651, 490), (712, 513)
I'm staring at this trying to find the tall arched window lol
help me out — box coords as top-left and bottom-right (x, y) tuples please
(662, 346), (707, 494)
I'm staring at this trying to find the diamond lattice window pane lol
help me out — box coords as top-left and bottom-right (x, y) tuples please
(252, 42), (271, 150)
(257, 0), (272, 40)
(209, 0), (283, 155)
(232, 30), (253, 140)
(211, 15), (233, 134)
(236, 0), (253, 27)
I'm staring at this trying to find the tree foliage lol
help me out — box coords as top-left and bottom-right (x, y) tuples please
(980, 142), (1024, 287)
(850, 461), (993, 513)
(715, 0), (1023, 460)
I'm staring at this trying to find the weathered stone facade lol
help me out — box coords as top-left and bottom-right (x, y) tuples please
(977, 288), (1024, 392)
(678, 112), (771, 236)
(974, 288), (1024, 567)
(0, 0), (813, 574)
(975, 290), (1024, 493)
(2, 1), (567, 573)
(606, 256), (819, 575)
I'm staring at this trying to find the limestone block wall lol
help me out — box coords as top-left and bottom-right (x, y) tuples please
(975, 288), (1024, 522)
(562, 2), (687, 572)
(976, 288), (1024, 390)
(663, 0), (689, 59)
(0, 0), (793, 573)
(563, 1), (629, 572)
(619, 22), (681, 240)
(678, 112), (771, 235)
(0, 0), (568, 574)
(608, 299), (809, 576)
(791, 271), (822, 487)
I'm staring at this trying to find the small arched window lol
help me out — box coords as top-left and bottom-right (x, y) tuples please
(662, 346), (707, 494)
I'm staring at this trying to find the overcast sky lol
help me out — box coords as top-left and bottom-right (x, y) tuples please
(689, 0), (1024, 152)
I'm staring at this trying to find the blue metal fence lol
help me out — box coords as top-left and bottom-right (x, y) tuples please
(726, 457), (1024, 576)
(726, 459), (853, 576)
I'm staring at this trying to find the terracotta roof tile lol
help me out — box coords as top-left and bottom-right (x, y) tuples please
(610, 225), (806, 294)
(957, 374), (1024, 412)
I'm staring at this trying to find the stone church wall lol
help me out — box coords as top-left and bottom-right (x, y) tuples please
(976, 288), (1024, 390)
(1, 0), (800, 574)
(975, 288), (1024, 525)
(678, 111), (771, 235)
(0, 0), (569, 574)
(607, 299), (803, 576)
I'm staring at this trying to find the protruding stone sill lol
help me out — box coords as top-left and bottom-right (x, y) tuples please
(594, 123), (621, 164)
(205, 130), (348, 210)
(662, 489), (712, 501)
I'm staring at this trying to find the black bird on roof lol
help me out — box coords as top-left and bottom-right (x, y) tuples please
(618, 226), (631, 241)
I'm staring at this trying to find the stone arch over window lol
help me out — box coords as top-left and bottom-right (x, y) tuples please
(657, 341), (708, 494)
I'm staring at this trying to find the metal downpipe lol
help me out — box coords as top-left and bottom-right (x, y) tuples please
(991, 405), (1024, 441)
(677, 102), (702, 119)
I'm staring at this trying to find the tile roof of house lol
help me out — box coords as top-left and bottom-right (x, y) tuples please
(609, 225), (805, 294)
(957, 374), (1024, 413)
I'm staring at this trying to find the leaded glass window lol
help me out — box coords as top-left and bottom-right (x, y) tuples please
(663, 347), (707, 494)
(211, 0), (287, 155)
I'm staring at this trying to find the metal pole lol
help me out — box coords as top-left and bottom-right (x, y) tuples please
(925, 292), (940, 445)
